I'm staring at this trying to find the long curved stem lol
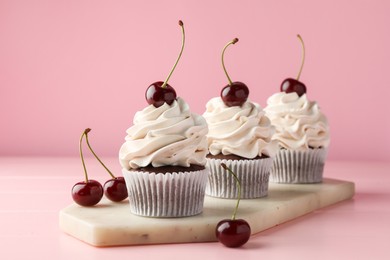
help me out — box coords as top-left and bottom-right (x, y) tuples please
(85, 129), (115, 179)
(221, 38), (239, 86)
(79, 129), (89, 183)
(161, 20), (185, 88)
(296, 34), (305, 81)
(221, 163), (241, 220)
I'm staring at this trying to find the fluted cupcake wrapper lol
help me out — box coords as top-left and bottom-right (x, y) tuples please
(206, 158), (273, 199)
(270, 148), (328, 184)
(122, 169), (208, 218)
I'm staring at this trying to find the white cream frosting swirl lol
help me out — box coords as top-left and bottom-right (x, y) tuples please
(264, 92), (330, 150)
(203, 97), (278, 158)
(119, 97), (208, 170)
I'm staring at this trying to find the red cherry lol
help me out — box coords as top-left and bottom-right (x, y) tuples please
(72, 129), (103, 207)
(220, 38), (248, 107)
(104, 177), (128, 202)
(281, 78), (306, 96)
(216, 219), (251, 248)
(84, 128), (129, 202)
(145, 20), (184, 107)
(221, 81), (249, 107)
(216, 164), (251, 248)
(146, 81), (177, 108)
(72, 180), (103, 207)
(281, 35), (307, 97)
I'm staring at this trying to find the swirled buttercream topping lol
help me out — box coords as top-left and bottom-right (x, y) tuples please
(119, 97), (208, 170)
(203, 97), (278, 158)
(264, 92), (330, 150)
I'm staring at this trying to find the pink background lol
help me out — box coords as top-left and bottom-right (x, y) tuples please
(1, 0), (389, 161)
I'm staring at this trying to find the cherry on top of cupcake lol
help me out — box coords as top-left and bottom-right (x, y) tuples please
(280, 34), (307, 97)
(220, 38), (249, 107)
(145, 20), (185, 108)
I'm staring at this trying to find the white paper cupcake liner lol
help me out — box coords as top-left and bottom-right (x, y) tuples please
(122, 168), (208, 218)
(206, 157), (273, 199)
(270, 148), (328, 183)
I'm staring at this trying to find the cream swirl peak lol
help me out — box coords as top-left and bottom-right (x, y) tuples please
(119, 97), (208, 170)
(203, 97), (278, 158)
(264, 92), (330, 150)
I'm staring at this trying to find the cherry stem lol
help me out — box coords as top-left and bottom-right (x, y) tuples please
(84, 129), (116, 179)
(161, 20), (185, 89)
(221, 163), (241, 220)
(221, 38), (239, 86)
(79, 129), (90, 183)
(296, 34), (305, 81)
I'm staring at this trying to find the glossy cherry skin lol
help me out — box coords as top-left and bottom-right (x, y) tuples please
(104, 177), (128, 202)
(145, 81), (177, 108)
(216, 219), (251, 248)
(221, 81), (249, 107)
(71, 180), (103, 207)
(280, 78), (306, 97)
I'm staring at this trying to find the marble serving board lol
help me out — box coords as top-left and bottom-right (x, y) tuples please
(59, 178), (355, 247)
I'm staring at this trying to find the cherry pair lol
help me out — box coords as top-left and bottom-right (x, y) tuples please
(71, 128), (128, 207)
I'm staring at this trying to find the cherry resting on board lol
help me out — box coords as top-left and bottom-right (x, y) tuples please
(216, 163), (251, 248)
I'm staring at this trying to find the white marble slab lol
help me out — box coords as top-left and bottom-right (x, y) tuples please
(59, 178), (355, 247)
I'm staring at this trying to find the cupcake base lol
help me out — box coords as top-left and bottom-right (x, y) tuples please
(122, 167), (208, 218)
(270, 148), (328, 184)
(206, 157), (273, 199)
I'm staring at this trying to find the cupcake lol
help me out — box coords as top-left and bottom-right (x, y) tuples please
(119, 20), (209, 218)
(119, 97), (208, 217)
(202, 38), (277, 199)
(264, 92), (330, 183)
(203, 97), (278, 199)
(264, 34), (330, 184)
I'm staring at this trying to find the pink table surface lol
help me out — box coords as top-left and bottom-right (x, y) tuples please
(1, 157), (389, 259)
